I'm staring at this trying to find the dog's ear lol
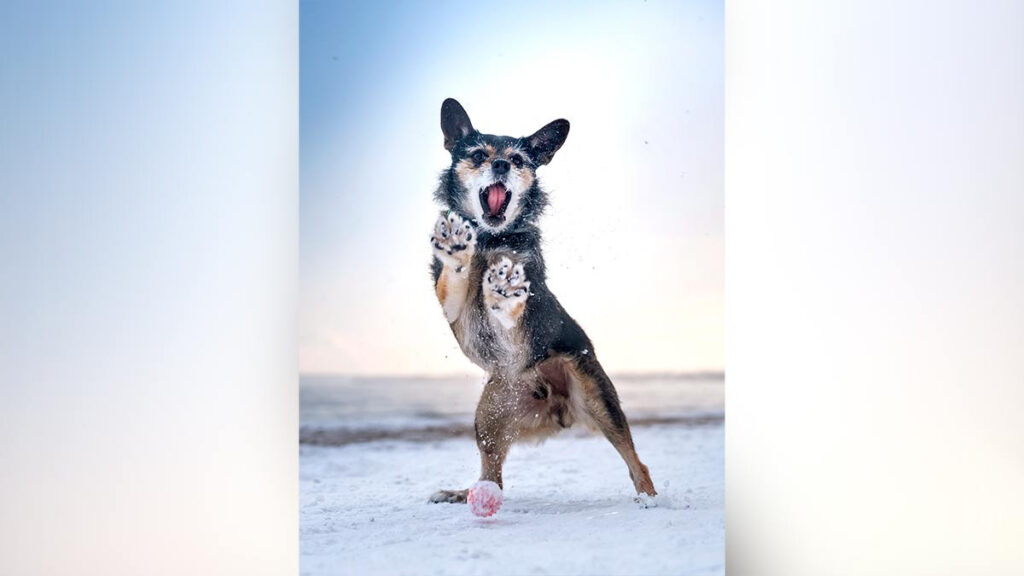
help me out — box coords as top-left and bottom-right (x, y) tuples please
(525, 119), (570, 166)
(441, 98), (474, 151)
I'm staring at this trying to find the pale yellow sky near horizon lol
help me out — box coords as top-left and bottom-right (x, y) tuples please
(300, 1), (723, 376)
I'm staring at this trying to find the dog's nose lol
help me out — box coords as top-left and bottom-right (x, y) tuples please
(491, 159), (510, 176)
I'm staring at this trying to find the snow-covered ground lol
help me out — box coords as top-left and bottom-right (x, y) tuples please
(300, 422), (724, 576)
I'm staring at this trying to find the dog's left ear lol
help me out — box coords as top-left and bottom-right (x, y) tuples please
(441, 98), (474, 151)
(525, 119), (570, 166)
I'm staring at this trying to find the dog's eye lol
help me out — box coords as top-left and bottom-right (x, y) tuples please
(470, 150), (487, 164)
(510, 154), (524, 168)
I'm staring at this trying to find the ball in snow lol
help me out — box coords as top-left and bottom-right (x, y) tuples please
(468, 480), (503, 517)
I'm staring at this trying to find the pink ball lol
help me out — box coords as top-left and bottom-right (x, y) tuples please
(467, 480), (503, 517)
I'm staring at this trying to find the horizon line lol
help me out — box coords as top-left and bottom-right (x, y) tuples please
(299, 370), (725, 381)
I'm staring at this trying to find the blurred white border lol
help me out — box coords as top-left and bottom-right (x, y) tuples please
(3, 1), (1023, 574)
(727, 1), (1024, 574)
(0, 3), (298, 575)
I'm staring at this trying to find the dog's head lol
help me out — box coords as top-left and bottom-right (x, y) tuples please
(438, 98), (569, 233)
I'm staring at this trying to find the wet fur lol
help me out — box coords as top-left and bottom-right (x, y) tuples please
(429, 99), (655, 503)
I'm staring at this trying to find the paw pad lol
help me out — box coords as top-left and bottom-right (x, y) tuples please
(432, 212), (476, 264)
(485, 257), (529, 301)
(483, 256), (530, 329)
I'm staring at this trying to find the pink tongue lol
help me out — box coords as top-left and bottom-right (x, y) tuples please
(487, 185), (506, 215)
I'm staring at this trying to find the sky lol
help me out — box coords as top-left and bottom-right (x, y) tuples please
(300, 0), (723, 376)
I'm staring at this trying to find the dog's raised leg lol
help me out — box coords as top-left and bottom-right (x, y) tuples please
(428, 376), (521, 504)
(540, 355), (657, 497)
(482, 255), (530, 330)
(430, 211), (476, 323)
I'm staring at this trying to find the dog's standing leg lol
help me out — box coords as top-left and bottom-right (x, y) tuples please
(583, 358), (657, 497)
(473, 375), (523, 488)
(428, 376), (521, 504)
(431, 211), (476, 323)
(540, 355), (658, 497)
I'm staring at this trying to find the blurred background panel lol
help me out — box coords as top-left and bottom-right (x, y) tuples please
(0, 2), (298, 575)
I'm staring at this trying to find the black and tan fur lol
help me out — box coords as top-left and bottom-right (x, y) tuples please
(428, 98), (655, 503)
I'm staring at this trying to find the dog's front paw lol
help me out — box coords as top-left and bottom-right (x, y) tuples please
(483, 256), (530, 330)
(431, 211), (476, 269)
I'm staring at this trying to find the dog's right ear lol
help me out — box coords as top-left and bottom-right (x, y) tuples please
(441, 98), (474, 151)
(525, 119), (570, 166)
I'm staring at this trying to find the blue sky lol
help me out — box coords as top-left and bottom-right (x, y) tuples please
(300, 0), (723, 375)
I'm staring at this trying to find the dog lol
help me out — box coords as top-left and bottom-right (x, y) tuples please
(428, 98), (656, 503)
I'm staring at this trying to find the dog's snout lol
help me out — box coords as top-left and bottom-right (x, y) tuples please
(491, 159), (510, 176)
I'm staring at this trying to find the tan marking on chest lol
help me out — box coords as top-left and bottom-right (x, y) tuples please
(435, 272), (448, 303)
(508, 301), (525, 323)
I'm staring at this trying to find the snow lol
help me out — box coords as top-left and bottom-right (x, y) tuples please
(300, 422), (724, 575)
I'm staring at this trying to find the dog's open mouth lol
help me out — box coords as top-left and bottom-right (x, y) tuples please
(480, 183), (511, 224)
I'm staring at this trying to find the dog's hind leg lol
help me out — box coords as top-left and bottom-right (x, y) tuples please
(427, 487), (468, 503)
(472, 375), (525, 488)
(539, 354), (657, 497)
(428, 376), (524, 503)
